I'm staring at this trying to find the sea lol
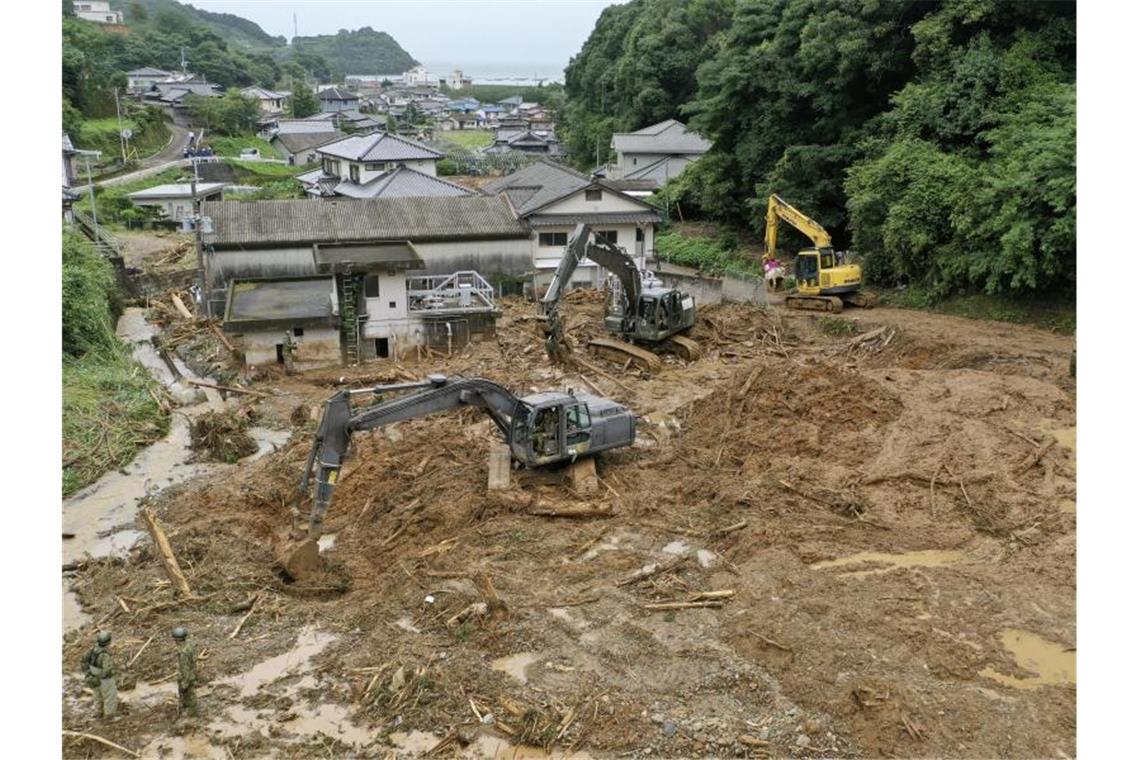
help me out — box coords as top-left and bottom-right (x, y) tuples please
(348, 61), (565, 87)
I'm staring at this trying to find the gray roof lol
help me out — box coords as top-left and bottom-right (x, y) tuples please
(482, 160), (594, 215)
(272, 131), (345, 154)
(224, 277), (336, 329)
(313, 242), (424, 273)
(611, 119), (711, 156)
(621, 154), (699, 186)
(128, 67), (172, 77)
(241, 86), (289, 100)
(333, 166), (474, 200)
(127, 182), (228, 200)
(302, 112), (339, 121)
(528, 212), (661, 227)
(275, 119), (343, 135)
(318, 87), (359, 101)
(201, 196), (530, 247)
(318, 132), (442, 162)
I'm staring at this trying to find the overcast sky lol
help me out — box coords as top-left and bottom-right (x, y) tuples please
(191, 1), (626, 67)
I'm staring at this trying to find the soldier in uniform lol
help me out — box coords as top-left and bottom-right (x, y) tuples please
(172, 627), (199, 717)
(84, 631), (118, 718)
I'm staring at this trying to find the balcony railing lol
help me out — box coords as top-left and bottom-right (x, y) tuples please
(407, 270), (497, 313)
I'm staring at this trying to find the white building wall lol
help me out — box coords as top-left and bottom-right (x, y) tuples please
(542, 188), (648, 214)
(239, 326), (341, 369)
(618, 151), (668, 177)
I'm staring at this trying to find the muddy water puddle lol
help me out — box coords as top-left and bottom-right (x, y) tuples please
(218, 626), (335, 698)
(491, 652), (539, 684)
(979, 629), (1075, 690)
(1038, 420), (1076, 453)
(810, 549), (965, 577)
(63, 308), (289, 634)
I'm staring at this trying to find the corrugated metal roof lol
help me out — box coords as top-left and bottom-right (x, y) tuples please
(313, 241), (424, 273)
(202, 196), (530, 246)
(611, 119), (711, 155)
(317, 132), (442, 162)
(275, 120), (342, 135)
(128, 182), (228, 200)
(527, 212), (661, 227)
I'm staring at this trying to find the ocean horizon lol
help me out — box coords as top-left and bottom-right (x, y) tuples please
(348, 60), (565, 86)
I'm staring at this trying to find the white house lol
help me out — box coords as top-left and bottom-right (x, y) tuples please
(445, 70), (472, 90)
(126, 183), (227, 222)
(482, 160), (661, 288)
(311, 132), (443, 184)
(126, 67), (173, 93)
(607, 119), (711, 189)
(75, 1), (122, 24)
(241, 87), (290, 116)
(403, 66), (433, 87)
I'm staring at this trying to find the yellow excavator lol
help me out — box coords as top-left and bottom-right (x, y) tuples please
(763, 194), (876, 311)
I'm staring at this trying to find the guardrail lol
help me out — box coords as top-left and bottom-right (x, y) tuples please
(72, 209), (124, 259)
(407, 270), (497, 312)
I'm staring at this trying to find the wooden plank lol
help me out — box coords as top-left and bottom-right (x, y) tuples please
(171, 294), (193, 320)
(141, 507), (193, 599)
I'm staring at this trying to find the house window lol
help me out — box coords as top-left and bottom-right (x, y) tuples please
(636, 228), (645, 242)
(389, 301), (398, 309)
(539, 232), (569, 247)
(585, 189), (603, 202)
(350, 164), (360, 183)
(596, 230), (618, 245)
(632, 158), (638, 166)
(293, 327), (304, 337)
(364, 275), (380, 298)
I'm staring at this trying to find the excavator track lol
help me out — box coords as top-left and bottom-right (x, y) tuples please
(662, 333), (702, 361)
(842, 291), (878, 308)
(785, 294), (845, 313)
(587, 337), (663, 372)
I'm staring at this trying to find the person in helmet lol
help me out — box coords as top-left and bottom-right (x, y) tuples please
(172, 627), (199, 717)
(83, 631), (118, 718)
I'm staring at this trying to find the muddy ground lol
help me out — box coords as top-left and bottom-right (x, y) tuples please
(61, 287), (1076, 759)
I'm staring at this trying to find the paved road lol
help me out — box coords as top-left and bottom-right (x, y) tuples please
(141, 119), (191, 169)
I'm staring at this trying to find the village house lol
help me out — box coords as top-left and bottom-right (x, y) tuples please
(444, 70), (472, 89)
(241, 87), (290, 116)
(497, 95), (524, 112)
(126, 67), (173, 94)
(442, 113), (486, 131)
(74, 1), (122, 24)
(294, 132), (448, 199)
(200, 195), (533, 365)
(606, 118), (711, 189)
(317, 86), (361, 113)
(145, 79), (223, 109)
(270, 129), (345, 166)
(402, 66), (434, 87)
(483, 128), (564, 158)
(482, 159), (661, 289)
(126, 182), (228, 223)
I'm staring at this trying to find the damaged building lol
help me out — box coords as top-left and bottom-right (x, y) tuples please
(200, 195), (532, 368)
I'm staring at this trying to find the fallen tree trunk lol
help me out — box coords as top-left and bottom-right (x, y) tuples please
(141, 507), (193, 598)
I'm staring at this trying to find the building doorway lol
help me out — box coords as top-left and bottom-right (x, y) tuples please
(374, 337), (389, 359)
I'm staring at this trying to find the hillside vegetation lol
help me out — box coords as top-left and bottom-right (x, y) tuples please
(292, 27), (418, 75)
(563, 0), (1076, 299)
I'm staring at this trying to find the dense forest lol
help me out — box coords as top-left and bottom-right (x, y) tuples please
(561, 0), (1076, 297)
(292, 27), (418, 76)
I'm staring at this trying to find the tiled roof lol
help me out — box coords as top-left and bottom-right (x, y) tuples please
(333, 166), (474, 200)
(201, 196), (530, 246)
(317, 132), (442, 162)
(481, 160), (594, 215)
(611, 119), (711, 155)
(272, 131), (345, 154)
(527, 211), (661, 227)
(318, 86), (358, 101)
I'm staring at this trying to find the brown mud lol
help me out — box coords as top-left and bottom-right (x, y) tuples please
(61, 297), (1076, 759)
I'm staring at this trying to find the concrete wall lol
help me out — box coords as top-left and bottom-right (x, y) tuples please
(363, 272), (409, 322)
(653, 269), (768, 308)
(239, 326), (341, 369)
(618, 152), (668, 177)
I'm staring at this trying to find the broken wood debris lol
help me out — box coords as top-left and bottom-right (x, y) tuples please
(141, 507), (193, 598)
(616, 554), (689, 587)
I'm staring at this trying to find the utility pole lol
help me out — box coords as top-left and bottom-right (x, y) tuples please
(189, 141), (208, 315)
(113, 87), (127, 164)
(78, 150), (102, 235)
(180, 47), (188, 74)
(293, 12), (298, 40)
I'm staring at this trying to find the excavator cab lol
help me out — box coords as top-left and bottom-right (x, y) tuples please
(510, 395), (597, 465)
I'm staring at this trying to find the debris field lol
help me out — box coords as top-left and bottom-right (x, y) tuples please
(61, 293), (1076, 759)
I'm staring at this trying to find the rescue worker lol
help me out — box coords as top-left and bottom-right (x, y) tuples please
(172, 627), (199, 717)
(84, 631), (118, 718)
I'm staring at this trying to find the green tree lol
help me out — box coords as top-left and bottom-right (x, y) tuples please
(290, 86), (319, 118)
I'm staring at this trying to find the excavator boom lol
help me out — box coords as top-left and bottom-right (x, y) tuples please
(764, 194), (832, 255)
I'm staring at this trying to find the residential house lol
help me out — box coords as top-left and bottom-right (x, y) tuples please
(607, 118), (711, 189)
(477, 105), (504, 126)
(446, 97), (481, 113)
(126, 67), (173, 93)
(295, 132), (462, 199)
(331, 110), (383, 133)
(497, 95), (524, 112)
(241, 87), (290, 116)
(442, 113), (485, 131)
(402, 66), (434, 87)
(271, 129), (345, 166)
(75, 1), (122, 24)
(482, 159), (661, 288)
(317, 86), (361, 113)
(483, 128), (563, 158)
(201, 196), (532, 364)
(146, 80), (223, 109)
(444, 70), (472, 89)
(126, 182), (228, 222)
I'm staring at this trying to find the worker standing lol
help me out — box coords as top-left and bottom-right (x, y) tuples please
(83, 631), (118, 718)
(172, 627), (199, 717)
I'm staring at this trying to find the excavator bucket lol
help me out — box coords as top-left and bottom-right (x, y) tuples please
(275, 534), (323, 582)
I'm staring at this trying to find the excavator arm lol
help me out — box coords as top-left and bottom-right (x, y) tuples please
(299, 375), (523, 537)
(540, 224), (642, 360)
(764, 194), (833, 256)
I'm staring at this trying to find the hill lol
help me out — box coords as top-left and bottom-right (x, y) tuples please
(291, 26), (418, 75)
(113, 0), (287, 50)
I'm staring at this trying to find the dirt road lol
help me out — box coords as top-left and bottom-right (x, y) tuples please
(60, 297), (1075, 758)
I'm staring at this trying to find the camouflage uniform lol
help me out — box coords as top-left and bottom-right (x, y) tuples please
(83, 644), (118, 718)
(177, 638), (199, 717)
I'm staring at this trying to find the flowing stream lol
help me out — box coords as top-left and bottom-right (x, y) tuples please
(62, 308), (288, 633)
